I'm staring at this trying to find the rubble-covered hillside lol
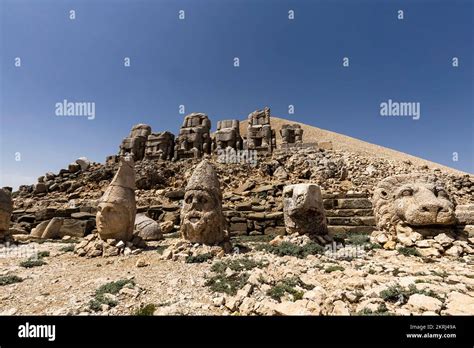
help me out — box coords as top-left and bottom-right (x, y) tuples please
(2, 118), (473, 317)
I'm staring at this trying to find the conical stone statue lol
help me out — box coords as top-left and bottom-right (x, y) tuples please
(180, 160), (226, 245)
(0, 188), (13, 240)
(96, 156), (136, 241)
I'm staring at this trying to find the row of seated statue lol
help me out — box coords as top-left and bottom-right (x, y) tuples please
(108, 107), (304, 163)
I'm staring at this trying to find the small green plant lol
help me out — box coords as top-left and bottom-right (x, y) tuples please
(365, 242), (382, 250)
(185, 253), (214, 264)
(205, 273), (249, 295)
(379, 283), (442, 303)
(430, 270), (449, 278)
(37, 251), (50, 258)
(397, 247), (421, 257)
(333, 232), (348, 243)
(368, 268), (376, 275)
(211, 257), (266, 273)
(266, 276), (314, 302)
(133, 304), (156, 316)
(0, 275), (23, 286)
(59, 245), (75, 252)
(346, 233), (370, 245)
(205, 257), (267, 296)
(20, 259), (46, 268)
(258, 241), (324, 258)
(325, 265), (345, 273)
(155, 245), (168, 255)
(392, 268), (402, 276)
(89, 279), (135, 312)
(358, 303), (392, 316)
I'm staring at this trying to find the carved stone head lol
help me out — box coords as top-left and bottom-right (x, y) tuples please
(180, 160), (226, 245)
(0, 188), (12, 237)
(373, 174), (456, 232)
(97, 156), (136, 241)
(283, 184), (327, 235)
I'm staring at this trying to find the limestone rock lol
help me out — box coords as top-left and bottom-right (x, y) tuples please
(283, 183), (327, 236)
(180, 160), (226, 245)
(331, 300), (350, 315)
(159, 220), (174, 234)
(373, 174), (456, 234)
(214, 119), (242, 152)
(407, 294), (442, 313)
(134, 214), (162, 241)
(75, 157), (91, 171)
(97, 156), (136, 241)
(0, 189), (13, 239)
(443, 292), (474, 315)
(174, 113), (211, 160)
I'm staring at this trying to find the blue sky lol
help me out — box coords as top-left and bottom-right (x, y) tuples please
(1, 0), (473, 189)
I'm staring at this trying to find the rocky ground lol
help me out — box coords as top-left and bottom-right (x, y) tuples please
(2, 130), (474, 316)
(0, 232), (473, 316)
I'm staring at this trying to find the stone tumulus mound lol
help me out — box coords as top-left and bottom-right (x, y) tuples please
(96, 156), (137, 241)
(283, 184), (328, 237)
(180, 160), (227, 245)
(372, 173), (456, 233)
(0, 188), (13, 240)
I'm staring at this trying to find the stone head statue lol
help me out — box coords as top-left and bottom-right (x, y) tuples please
(0, 188), (12, 238)
(373, 174), (455, 233)
(180, 160), (226, 245)
(283, 184), (327, 235)
(97, 156), (136, 241)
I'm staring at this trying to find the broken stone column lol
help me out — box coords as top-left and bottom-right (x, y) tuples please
(0, 188), (13, 240)
(180, 160), (226, 245)
(283, 184), (328, 236)
(96, 156), (136, 241)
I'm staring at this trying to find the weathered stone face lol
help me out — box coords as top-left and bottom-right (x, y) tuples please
(0, 189), (13, 237)
(373, 174), (456, 232)
(97, 156), (136, 241)
(180, 160), (226, 245)
(283, 184), (327, 235)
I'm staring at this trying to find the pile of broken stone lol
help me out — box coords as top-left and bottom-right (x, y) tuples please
(1, 148), (473, 261)
(1, 106), (473, 261)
